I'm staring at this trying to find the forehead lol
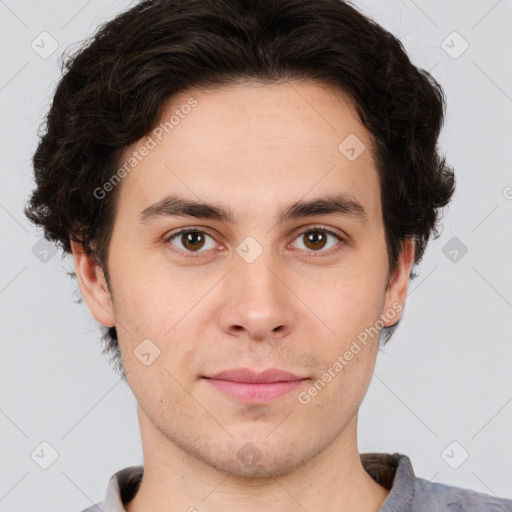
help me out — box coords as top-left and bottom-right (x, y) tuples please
(114, 80), (381, 223)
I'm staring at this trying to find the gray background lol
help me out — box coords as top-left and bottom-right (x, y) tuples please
(1, 0), (511, 510)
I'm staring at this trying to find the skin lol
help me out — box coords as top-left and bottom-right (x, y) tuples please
(71, 79), (415, 512)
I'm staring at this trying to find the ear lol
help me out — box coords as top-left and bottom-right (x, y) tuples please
(70, 239), (116, 328)
(382, 237), (415, 326)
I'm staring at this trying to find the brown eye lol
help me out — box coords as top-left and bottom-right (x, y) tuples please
(292, 227), (343, 254)
(167, 229), (216, 254)
(303, 230), (328, 250)
(181, 231), (205, 251)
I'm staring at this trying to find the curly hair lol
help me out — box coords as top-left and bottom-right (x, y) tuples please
(24, 0), (455, 379)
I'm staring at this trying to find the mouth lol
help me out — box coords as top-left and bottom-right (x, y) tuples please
(202, 367), (309, 404)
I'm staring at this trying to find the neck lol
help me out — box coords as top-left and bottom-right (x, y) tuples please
(125, 410), (390, 512)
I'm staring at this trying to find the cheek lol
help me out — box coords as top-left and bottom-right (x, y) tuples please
(109, 270), (201, 370)
(307, 285), (385, 394)
(108, 255), (171, 327)
(317, 270), (386, 334)
(309, 286), (382, 402)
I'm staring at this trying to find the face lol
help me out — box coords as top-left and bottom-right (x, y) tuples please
(72, 80), (414, 477)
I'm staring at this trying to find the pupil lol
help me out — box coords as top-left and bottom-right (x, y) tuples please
(184, 232), (204, 250)
(306, 231), (326, 250)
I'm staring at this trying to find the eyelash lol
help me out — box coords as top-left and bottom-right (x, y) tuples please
(164, 225), (345, 259)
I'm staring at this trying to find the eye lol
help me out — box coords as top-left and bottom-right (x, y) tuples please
(166, 229), (217, 257)
(291, 226), (344, 255)
(165, 226), (344, 259)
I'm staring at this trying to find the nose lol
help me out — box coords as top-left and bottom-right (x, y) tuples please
(218, 248), (296, 342)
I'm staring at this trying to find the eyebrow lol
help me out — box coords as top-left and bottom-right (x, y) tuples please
(138, 192), (369, 225)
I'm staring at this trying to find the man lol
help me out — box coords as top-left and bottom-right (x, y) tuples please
(24, 0), (511, 511)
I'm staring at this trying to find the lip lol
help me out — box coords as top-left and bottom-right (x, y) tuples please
(202, 368), (309, 404)
(205, 368), (305, 383)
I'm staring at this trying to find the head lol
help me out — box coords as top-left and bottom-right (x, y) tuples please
(25, 0), (454, 476)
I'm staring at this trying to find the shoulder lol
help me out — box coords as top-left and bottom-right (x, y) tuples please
(414, 477), (512, 511)
(74, 465), (143, 512)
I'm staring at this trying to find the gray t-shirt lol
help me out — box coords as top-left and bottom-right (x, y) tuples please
(80, 452), (511, 511)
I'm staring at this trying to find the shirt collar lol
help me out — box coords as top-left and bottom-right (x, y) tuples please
(97, 452), (416, 512)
